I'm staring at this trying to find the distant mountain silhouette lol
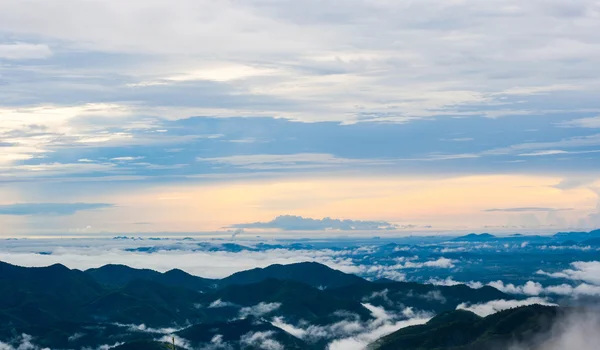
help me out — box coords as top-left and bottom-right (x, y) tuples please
(553, 229), (600, 242)
(451, 233), (496, 242)
(220, 261), (368, 289)
(85, 264), (217, 291)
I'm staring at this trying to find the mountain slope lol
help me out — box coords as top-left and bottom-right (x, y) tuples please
(176, 317), (311, 349)
(200, 278), (373, 324)
(82, 279), (208, 326)
(85, 264), (216, 292)
(0, 262), (105, 326)
(220, 261), (367, 289)
(368, 304), (559, 350)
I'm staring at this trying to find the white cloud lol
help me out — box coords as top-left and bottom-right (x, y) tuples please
(488, 280), (545, 296)
(562, 115), (600, 129)
(457, 297), (556, 317)
(197, 153), (391, 170)
(271, 303), (431, 350)
(544, 283), (600, 297)
(240, 331), (283, 350)
(1, 0), (599, 125)
(427, 277), (483, 289)
(326, 304), (432, 350)
(158, 335), (190, 350)
(0, 43), (52, 60)
(208, 299), (236, 308)
(537, 261), (600, 285)
(239, 302), (281, 318)
(510, 310), (600, 350)
(0, 334), (50, 350)
(0, 238), (369, 278)
(115, 323), (181, 334)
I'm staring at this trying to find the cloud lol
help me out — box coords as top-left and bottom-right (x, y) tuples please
(552, 177), (598, 190)
(240, 331), (283, 350)
(488, 280), (545, 296)
(537, 261), (600, 285)
(510, 310), (600, 350)
(543, 283), (600, 297)
(110, 156), (145, 161)
(208, 299), (236, 308)
(0, 240), (373, 279)
(426, 277), (484, 289)
(158, 335), (190, 350)
(326, 304), (432, 350)
(560, 115), (600, 129)
(484, 207), (573, 212)
(0, 43), (52, 59)
(456, 297), (556, 317)
(230, 215), (398, 231)
(239, 302), (281, 318)
(486, 278), (600, 298)
(0, 203), (114, 216)
(114, 323), (181, 334)
(272, 303), (431, 349)
(0, 334), (49, 350)
(197, 153), (390, 170)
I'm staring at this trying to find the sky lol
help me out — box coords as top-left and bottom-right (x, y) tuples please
(1, 0), (600, 236)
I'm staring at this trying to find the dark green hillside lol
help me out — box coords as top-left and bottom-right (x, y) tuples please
(368, 304), (559, 350)
(83, 279), (208, 326)
(0, 261), (209, 328)
(113, 340), (185, 350)
(220, 261), (367, 289)
(0, 262), (105, 326)
(85, 264), (216, 291)
(177, 317), (311, 349)
(201, 278), (372, 324)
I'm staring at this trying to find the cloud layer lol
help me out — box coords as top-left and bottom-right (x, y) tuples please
(1, 0), (600, 233)
(230, 215), (398, 231)
(0, 203), (114, 216)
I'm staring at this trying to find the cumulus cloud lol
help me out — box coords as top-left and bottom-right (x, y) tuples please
(230, 215), (398, 231)
(487, 278), (600, 298)
(488, 280), (545, 296)
(537, 261), (600, 285)
(239, 302), (281, 318)
(404, 257), (456, 269)
(543, 283), (600, 297)
(0, 203), (114, 216)
(457, 298), (556, 317)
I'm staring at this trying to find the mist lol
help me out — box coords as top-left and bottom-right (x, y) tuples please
(510, 309), (600, 350)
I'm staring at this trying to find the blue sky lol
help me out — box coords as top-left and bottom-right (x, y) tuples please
(1, 0), (600, 236)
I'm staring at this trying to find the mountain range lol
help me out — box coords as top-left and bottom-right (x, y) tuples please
(0, 260), (567, 349)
